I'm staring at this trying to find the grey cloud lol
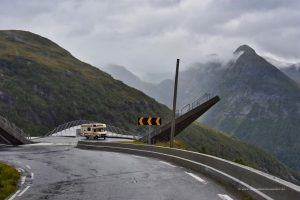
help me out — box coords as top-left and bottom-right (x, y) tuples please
(0, 0), (299, 82)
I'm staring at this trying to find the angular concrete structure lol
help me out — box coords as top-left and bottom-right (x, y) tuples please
(139, 96), (220, 143)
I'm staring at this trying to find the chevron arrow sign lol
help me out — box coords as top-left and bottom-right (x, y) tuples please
(138, 117), (161, 126)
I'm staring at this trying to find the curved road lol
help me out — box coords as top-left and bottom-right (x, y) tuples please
(1, 140), (242, 200)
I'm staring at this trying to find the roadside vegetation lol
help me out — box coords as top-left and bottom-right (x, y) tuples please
(0, 162), (20, 200)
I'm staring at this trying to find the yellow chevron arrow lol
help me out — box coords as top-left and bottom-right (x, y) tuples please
(156, 117), (161, 126)
(147, 117), (152, 125)
(139, 117), (143, 125)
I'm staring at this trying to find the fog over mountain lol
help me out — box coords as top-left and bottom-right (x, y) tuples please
(264, 57), (300, 84)
(281, 66), (300, 84)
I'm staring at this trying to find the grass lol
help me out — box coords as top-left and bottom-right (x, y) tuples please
(0, 162), (20, 200)
(118, 139), (188, 149)
(118, 140), (145, 145)
(155, 140), (189, 150)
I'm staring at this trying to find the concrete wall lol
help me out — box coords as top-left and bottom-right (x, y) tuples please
(77, 141), (300, 200)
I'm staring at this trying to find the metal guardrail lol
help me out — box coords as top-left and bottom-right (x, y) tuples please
(45, 119), (143, 139)
(180, 93), (213, 115)
(164, 93), (214, 124)
(106, 125), (141, 140)
(45, 119), (96, 137)
(159, 93), (214, 127)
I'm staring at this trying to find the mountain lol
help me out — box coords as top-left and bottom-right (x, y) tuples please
(108, 45), (300, 171)
(101, 65), (170, 104)
(180, 46), (300, 171)
(141, 72), (173, 84)
(183, 46), (300, 171)
(0, 30), (170, 135)
(101, 64), (144, 89)
(0, 30), (299, 184)
(264, 57), (300, 84)
(281, 65), (300, 84)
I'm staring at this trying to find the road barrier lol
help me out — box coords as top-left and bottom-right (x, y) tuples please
(0, 115), (31, 145)
(77, 141), (300, 200)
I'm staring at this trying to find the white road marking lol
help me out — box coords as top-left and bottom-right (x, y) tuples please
(133, 155), (145, 159)
(159, 161), (176, 167)
(31, 172), (34, 179)
(8, 190), (20, 200)
(218, 194), (234, 200)
(27, 142), (53, 146)
(18, 168), (24, 173)
(185, 172), (207, 184)
(27, 142), (76, 146)
(21, 176), (26, 185)
(18, 186), (30, 197)
(25, 165), (31, 170)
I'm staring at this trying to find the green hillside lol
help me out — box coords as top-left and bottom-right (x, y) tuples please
(0, 30), (170, 135)
(0, 30), (299, 184)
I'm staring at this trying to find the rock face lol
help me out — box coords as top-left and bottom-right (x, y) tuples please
(0, 30), (170, 135)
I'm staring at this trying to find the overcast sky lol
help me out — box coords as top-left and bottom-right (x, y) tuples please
(0, 0), (300, 81)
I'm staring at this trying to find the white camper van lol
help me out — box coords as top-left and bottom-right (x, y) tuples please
(80, 123), (107, 140)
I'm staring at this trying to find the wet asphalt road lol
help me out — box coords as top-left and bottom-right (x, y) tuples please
(1, 140), (241, 200)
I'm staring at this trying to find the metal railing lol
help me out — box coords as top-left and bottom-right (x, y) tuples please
(180, 93), (213, 115)
(106, 125), (142, 140)
(0, 114), (30, 142)
(164, 93), (214, 123)
(45, 119), (96, 137)
(45, 119), (143, 140)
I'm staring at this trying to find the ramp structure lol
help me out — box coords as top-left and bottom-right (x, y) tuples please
(139, 95), (220, 143)
(0, 115), (31, 145)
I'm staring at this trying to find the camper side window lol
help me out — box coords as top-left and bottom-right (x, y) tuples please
(87, 128), (91, 131)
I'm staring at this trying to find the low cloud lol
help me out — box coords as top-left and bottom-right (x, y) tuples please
(0, 0), (299, 80)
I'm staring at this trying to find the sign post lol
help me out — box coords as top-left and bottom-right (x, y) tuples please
(148, 126), (151, 144)
(170, 59), (180, 148)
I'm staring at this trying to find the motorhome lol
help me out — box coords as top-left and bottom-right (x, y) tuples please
(80, 123), (107, 140)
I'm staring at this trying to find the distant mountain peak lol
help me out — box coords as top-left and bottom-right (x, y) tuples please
(234, 44), (256, 55)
